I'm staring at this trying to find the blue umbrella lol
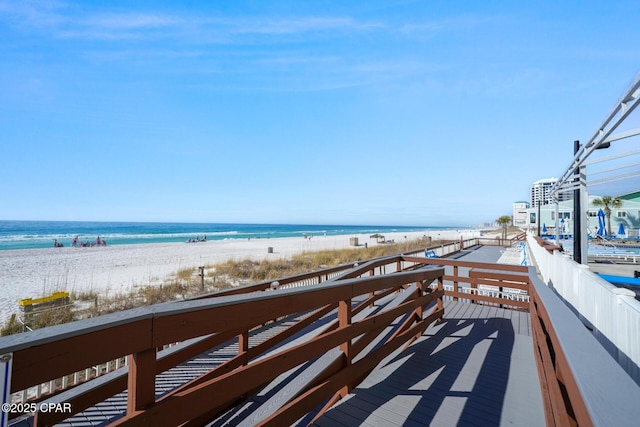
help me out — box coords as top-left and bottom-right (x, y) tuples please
(542, 223), (547, 234)
(561, 218), (566, 235)
(618, 222), (626, 236)
(597, 209), (606, 236)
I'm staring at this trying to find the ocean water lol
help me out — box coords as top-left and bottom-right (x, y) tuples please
(0, 221), (454, 251)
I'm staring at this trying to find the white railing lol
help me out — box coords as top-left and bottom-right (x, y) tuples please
(527, 233), (640, 383)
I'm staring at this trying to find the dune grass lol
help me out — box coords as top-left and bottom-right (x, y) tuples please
(214, 237), (432, 282)
(1, 237), (435, 335)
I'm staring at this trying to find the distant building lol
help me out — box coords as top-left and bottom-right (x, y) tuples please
(512, 201), (529, 227)
(619, 190), (640, 203)
(530, 178), (567, 207)
(526, 193), (640, 238)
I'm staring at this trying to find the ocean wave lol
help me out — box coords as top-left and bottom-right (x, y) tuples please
(0, 221), (447, 250)
(0, 230), (240, 242)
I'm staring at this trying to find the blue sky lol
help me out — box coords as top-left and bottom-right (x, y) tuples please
(1, 1), (639, 226)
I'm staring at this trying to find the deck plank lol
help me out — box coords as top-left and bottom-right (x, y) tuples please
(311, 300), (544, 427)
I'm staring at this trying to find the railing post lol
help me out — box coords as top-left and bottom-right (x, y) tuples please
(338, 299), (352, 395)
(239, 331), (249, 366)
(437, 276), (444, 312)
(453, 265), (459, 302)
(339, 300), (352, 360)
(127, 348), (156, 413)
(414, 280), (426, 339)
(470, 273), (477, 304)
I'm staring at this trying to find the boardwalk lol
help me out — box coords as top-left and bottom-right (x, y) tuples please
(310, 246), (543, 426)
(311, 300), (542, 427)
(8, 245), (544, 426)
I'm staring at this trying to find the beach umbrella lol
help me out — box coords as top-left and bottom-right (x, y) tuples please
(542, 223), (547, 234)
(560, 218), (566, 235)
(597, 209), (606, 236)
(618, 222), (626, 236)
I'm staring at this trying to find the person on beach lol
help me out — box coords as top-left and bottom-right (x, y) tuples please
(72, 236), (78, 247)
(97, 236), (101, 246)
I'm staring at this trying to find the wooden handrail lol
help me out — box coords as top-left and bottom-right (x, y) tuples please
(1, 259), (446, 426)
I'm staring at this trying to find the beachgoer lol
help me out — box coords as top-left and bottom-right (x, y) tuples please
(97, 236), (101, 246)
(72, 236), (78, 247)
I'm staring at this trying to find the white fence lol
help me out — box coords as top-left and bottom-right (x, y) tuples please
(527, 233), (640, 382)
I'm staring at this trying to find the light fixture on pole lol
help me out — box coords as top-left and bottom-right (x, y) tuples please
(573, 140), (611, 264)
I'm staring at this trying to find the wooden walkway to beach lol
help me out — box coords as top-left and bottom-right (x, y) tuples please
(309, 299), (543, 426)
(306, 245), (543, 426)
(10, 245), (545, 426)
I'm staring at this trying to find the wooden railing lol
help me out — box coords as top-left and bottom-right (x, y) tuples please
(1, 256), (447, 426)
(8, 235), (527, 406)
(401, 255), (530, 309)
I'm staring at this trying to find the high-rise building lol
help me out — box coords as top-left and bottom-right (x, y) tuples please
(530, 178), (560, 207)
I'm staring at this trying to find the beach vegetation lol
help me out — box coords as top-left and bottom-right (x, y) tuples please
(29, 306), (75, 329)
(496, 216), (512, 240)
(0, 236), (433, 335)
(176, 268), (194, 282)
(1, 314), (24, 336)
(72, 290), (99, 301)
(214, 237), (433, 282)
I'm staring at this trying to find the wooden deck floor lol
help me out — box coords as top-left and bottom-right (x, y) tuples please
(310, 300), (544, 427)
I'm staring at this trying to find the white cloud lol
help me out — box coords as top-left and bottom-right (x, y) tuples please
(85, 13), (182, 30)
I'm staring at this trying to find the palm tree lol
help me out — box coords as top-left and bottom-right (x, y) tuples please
(496, 215), (512, 240)
(593, 196), (622, 236)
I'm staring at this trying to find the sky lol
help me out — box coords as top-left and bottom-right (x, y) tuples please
(1, 1), (639, 227)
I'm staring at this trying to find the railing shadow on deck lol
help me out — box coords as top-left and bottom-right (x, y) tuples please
(311, 312), (516, 426)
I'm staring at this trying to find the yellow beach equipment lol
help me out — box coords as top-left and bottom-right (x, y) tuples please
(19, 291), (70, 308)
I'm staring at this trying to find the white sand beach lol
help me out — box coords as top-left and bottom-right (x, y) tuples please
(0, 229), (484, 323)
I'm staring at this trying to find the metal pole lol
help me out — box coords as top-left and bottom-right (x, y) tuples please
(579, 164), (588, 263)
(573, 140), (581, 263)
(537, 202), (541, 236)
(554, 200), (560, 243)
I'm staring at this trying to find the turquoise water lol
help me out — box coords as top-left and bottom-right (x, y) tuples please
(0, 221), (458, 251)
